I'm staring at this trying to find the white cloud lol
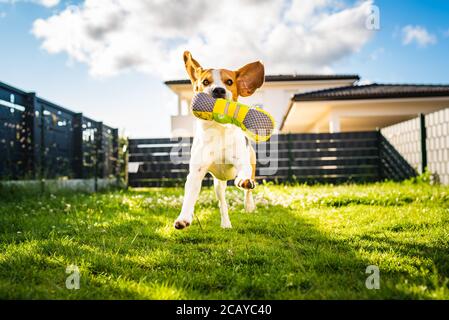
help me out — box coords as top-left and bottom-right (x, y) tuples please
(402, 25), (437, 47)
(32, 0), (375, 79)
(38, 0), (59, 7)
(0, 0), (59, 7)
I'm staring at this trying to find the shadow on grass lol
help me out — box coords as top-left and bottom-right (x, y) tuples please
(358, 233), (449, 278)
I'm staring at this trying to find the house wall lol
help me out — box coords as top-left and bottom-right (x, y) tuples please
(171, 114), (196, 137)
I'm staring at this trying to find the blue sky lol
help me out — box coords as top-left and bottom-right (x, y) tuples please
(0, 0), (448, 138)
(336, 0), (449, 84)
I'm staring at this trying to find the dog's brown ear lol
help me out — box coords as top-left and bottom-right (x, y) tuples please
(183, 51), (203, 84)
(236, 61), (265, 97)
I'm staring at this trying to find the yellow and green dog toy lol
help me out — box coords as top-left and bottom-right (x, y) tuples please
(191, 93), (275, 142)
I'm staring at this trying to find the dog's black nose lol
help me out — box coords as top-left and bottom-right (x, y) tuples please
(212, 87), (226, 99)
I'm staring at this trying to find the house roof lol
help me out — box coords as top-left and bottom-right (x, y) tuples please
(293, 83), (449, 102)
(164, 74), (360, 85)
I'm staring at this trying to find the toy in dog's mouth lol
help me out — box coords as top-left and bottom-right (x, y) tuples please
(191, 92), (275, 143)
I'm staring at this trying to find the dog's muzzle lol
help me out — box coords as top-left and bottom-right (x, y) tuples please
(212, 87), (227, 99)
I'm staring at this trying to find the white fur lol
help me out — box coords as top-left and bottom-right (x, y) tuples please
(174, 71), (255, 229)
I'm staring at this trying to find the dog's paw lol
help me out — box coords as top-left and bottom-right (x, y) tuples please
(236, 178), (256, 190)
(174, 219), (191, 230)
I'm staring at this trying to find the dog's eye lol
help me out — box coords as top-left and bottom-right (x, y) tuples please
(202, 79), (210, 86)
(226, 79), (233, 86)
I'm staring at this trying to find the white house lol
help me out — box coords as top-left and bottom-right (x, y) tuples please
(281, 84), (449, 133)
(165, 74), (449, 136)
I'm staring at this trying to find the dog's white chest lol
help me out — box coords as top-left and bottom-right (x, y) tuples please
(191, 120), (248, 180)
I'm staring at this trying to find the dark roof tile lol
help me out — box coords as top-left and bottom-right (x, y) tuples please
(164, 74), (360, 85)
(293, 83), (449, 101)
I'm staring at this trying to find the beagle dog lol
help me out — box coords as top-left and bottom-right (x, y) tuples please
(174, 51), (265, 229)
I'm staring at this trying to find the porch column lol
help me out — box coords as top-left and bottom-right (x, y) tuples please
(177, 95), (182, 116)
(329, 113), (341, 133)
(186, 99), (192, 116)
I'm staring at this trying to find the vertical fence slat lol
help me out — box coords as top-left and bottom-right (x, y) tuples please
(73, 113), (83, 178)
(287, 133), (293, 182)
(112, 128), (120, 182)
(40, 101), (46, 181)
(94, 121), (103, 191)
(25, 92), (38, 179)
(420, 113), (427, 174)
(376, 130), (382, 180)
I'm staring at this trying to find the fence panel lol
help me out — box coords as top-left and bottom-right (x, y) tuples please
(38, 98), (77, 178)
(426, 108), (449, 184)
(0, 104), (27, 178)
(0, 83), (31, 179)
(381, 107), (449, 184)
(0, 81), (119, 182)
(380, 117), (422, 173)
(378, 135), (417, 181)
(128, 131), (381, 187)
(79, 117), (99, 179)
(102, 125), (119, 178)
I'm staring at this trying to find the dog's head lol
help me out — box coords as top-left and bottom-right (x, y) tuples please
(183, 51), (264, 101)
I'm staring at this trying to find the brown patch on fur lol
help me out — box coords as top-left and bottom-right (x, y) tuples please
(240, 179), (256, 190)
(236, 61), (265, 97)
(220, 69), (239, 101)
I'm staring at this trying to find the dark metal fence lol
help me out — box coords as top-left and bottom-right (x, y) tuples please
(0, 81), (119, 181)
(128, 131), (417, 187)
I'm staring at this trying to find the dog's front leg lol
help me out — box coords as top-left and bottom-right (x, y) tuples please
(232, 139), (256, 191)
(174, 164), (208, 230)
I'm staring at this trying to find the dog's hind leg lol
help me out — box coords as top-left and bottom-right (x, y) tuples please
(244, 190), (255, 213)
(214, 178), (231, 228)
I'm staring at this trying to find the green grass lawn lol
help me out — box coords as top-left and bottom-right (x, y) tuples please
(1, 181), (449, 299)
